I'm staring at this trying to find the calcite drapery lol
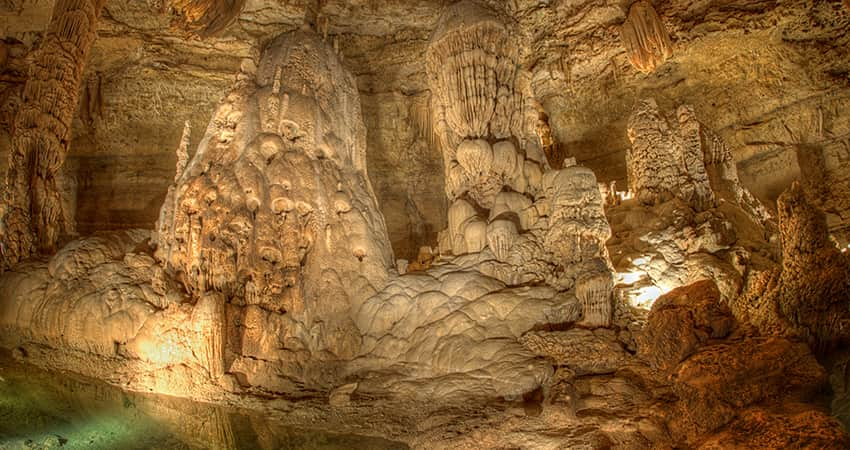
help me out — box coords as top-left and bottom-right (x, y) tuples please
(1, 0), (106, 269)
(620, 0), (673, 73)
(160, 0), (246, 38)
(426, 1), (615, 327)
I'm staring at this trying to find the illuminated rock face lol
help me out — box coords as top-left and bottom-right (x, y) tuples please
(0, 2), (847, 447)
(612, 99), (777, 309)
(0, 29), (398, 397)
(154, 29), (398, 390)
(0, 26), (612, 402)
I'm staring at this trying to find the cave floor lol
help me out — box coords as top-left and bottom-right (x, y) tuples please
(0, 352), (409, 450)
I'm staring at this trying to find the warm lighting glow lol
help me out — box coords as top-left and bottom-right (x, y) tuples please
(617, 270), (644, 285)
(616, 190), (634, 201)
(631, 256), (650, 267)
(629, 285), (663, 309)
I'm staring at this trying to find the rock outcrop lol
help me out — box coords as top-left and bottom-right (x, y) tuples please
(637, 281), (849, 448)
(611, 99), (778, 311)
(733, 182), (850, 351)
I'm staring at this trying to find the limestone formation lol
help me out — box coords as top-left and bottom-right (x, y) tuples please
(620, 1), (673, 73)
(158, 0), (246, 38)
(0, 25), (613, 408)
(637, 280), (847, 447)
(426, 1), (615, 327)
(1, 0), (106, 269)
(733, 182), (850, 351)
(612, 98), (780, 313)
(627, 98), (714, 210)
(0, 1), (848, 448)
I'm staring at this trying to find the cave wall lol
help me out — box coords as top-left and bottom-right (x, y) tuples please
(2, 0), (849, 255)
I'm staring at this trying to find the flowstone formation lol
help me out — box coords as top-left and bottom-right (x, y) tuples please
(155, 28), (397, 391)
(610, 98), (777, 310)
(0, 28), (395, 398)
(0, 21), (616, 407)
(426, 1), (615, 328)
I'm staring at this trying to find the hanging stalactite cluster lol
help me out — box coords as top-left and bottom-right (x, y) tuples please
(620, 0), (673, 73)
(162, 0), (246, 39)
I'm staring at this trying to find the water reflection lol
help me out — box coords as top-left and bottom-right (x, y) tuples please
(0, 355), (407, 450)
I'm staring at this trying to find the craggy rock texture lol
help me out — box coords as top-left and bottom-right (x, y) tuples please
(0, 25), (621, 410)
(1, 0), (107, 268)
(159, 0), (246, 38)
(611, 100), (777, 310)
(627, 98), (714, 210)
(637, 280), (849, 448)
(0, 1), (849, 448)
(636, 280), (734, 374)
(3, 0), (849, 253)
(699, 404), (850, 450)
(734, 182), (850, 351)
(427, 1), (615, 327)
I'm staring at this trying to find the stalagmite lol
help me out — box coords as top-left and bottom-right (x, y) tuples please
(620, 0), (673, 73)
(627, 98), (714, 211)
(733, 182), (850, 351)
(426, 0), (615, 326)
(1, 0), (107, 270)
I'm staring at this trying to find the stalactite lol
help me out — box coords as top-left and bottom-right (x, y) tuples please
(79, 72), (103, 129)
(620, 0), (673, 73)
(410, 98), (441, 153)
(426, 19), (519, 140)
(1, 0), (106, 270)
(165, 0), (246, 39)
(175, 120), (191, 181)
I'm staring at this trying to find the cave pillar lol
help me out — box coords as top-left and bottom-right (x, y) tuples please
(1, 0), (107, 268)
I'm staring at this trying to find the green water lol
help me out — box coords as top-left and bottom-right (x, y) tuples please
(0, 356), (408, 450)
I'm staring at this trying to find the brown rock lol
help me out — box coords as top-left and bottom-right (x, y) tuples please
(520, 328), (630, 376)
(699, 403), (850, 450)
(637, 280), (735, 373)
(733, 182), (850, 352)
(669, 338), (827, 443)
